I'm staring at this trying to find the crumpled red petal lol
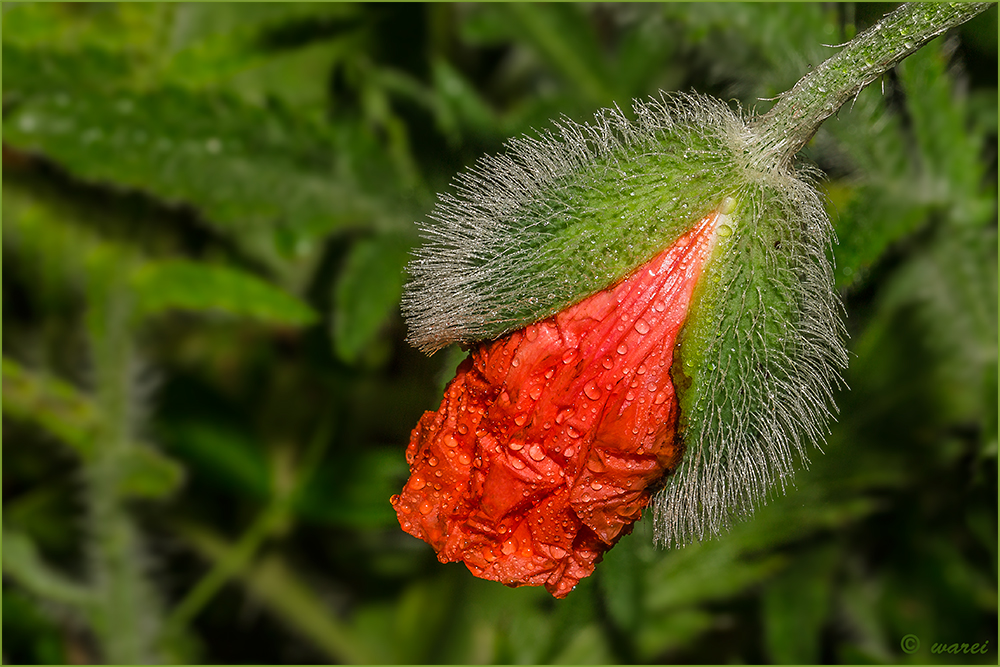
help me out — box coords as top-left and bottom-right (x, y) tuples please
(392, 212), (720, 598)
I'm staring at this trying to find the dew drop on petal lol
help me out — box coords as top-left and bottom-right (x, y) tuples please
(654, 392), (668, 405)
(528, 444), (546, 461)
(514, 414), (527, 426)
(617, 344), (628, 355)
(411, 476), (426, 490)
(511, 457), (526, 470)
(583, 381), (601, 400)
(509, 441), (523, 451)
(634, 319), (650, 334)
(529, 386), (542, 400)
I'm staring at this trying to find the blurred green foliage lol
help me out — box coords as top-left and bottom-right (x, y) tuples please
(3, 3), (996, 664)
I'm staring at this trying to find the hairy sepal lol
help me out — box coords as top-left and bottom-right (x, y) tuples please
(404, 93), (742, 355)
(404, 92), (847, 547)
(658, 178), (848, 547)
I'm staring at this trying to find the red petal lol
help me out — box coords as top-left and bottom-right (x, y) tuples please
(392, 212), (720, 598)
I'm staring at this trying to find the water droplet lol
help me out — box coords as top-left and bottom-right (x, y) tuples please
(529, 386), (542, 400)
(509, 441), (523, 451)
(562, 349), (577, 364)
(428, 457), (439, 467)
(654, 392), (668, 405)
(625, 390), (636, 401)
(555, 407), (574, 424)
(583, 381), (601, 400)
(411, 476), (426, 490)
(511, 357), (520, 367)
(717, 224), (733, 237)
(567, 426), (582, 439)
(654, 300), (665, 312)
(617, 344), (628, 355)
(634, 319), (650, 334)
(528, 444), (546, 461)
(458, 451), (472, 465)
(514, 414), (527, 426)
(544, 368), (555, 379)
(444, 434), (459, 448)
(563, 446), (575, 457)
(636, 365), (646, 375)
(551, 545), (567, 559)
(590, 481), (603, 491)
(457, 423), (468, 435)
(602, 357), (614, 370)
(502, 538), (518, 555)
(511, 458), (526, 470)
(418, 500), (434, 515)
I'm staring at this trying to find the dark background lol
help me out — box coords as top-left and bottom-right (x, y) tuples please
(3, 3), (997, 664)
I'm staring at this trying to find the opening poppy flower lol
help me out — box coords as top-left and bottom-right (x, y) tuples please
(392, 209), (724, 597)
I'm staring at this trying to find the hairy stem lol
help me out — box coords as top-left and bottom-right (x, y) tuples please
(85, 256), (162, 664)
(752, 2), (992, 165)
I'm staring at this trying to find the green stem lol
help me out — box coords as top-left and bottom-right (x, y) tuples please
(85, 254), (163, 664)
(752, 2), (992, 166)
(163, 502), (288, 637)
(162, 413), (335, 639)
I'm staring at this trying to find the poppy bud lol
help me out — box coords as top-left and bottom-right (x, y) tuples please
(396, 92), (847, 596)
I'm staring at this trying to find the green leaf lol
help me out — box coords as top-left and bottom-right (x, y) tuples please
(117, 446), (186, 500)
(2, 357), (99, 459)
(332, 234), (412, 363)
(2, 588), (70, 665)
(550, 624), (613, 664)
(3, 86), (390, 275)
(635, 609), (714, 662)
(132, 260), (317, 326)
(898, 39), (995, 228)
(598, 529), (642, 630)
(159, 420), (271, 502)
(2, 528), (93, 608)
(763, 544), (839, 664)
(295, 448), (408, 528)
